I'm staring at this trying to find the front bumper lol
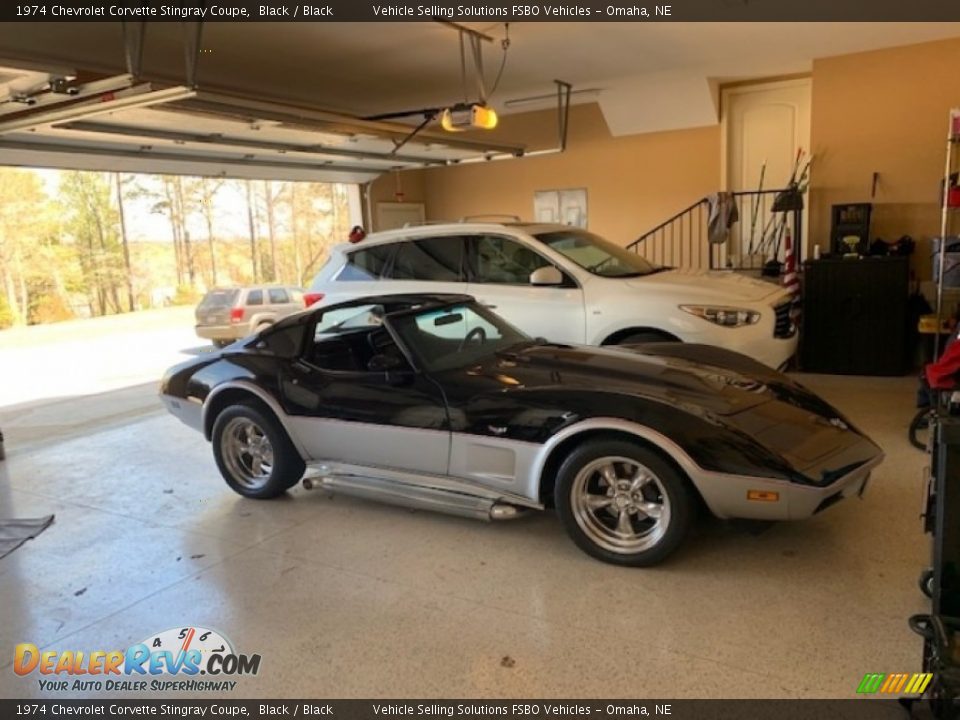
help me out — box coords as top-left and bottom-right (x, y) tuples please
(693, 454), (883, 521)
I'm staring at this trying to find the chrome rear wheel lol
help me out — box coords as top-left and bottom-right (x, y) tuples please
(211, 402), (305, 499)
(221, 417), (275, 491)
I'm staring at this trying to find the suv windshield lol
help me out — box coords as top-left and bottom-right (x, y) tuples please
(532, 229), (657, 278)
(389, 302), (529, 372)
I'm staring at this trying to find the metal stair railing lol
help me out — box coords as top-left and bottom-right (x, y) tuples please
(627, 189), (801, 272)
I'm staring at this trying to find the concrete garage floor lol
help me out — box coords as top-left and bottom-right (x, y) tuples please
(0, 372), (931, 699)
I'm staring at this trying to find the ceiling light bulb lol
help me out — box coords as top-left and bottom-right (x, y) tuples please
(440, 108), (462, 132)
(472, 105), (498, 130)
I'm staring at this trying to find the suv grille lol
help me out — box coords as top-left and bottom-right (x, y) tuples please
(773, 302), (795, 339)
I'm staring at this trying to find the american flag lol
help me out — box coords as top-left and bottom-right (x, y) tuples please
(783, 227), (802, 327)
(782, 227), (799, 295)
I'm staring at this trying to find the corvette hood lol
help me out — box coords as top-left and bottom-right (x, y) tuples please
(496, 343), (786, 416)
(490, 342), (879, 480)
(626, 268), (788, 305)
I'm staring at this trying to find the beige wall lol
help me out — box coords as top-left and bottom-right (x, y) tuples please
(415, 36), (960, 277)
(810, 37), (960, 277)
(421, 103), (720, 246)
(363, 169), (427, 232)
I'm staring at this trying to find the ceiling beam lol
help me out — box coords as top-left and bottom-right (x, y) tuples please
(58, 119), (452, 167)
(176, 91), (525, 156)
(0, 138), (381, 179)
(0, 85), (194, 134)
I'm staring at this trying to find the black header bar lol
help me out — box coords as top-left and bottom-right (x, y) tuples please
(0, 699), (918, 719)
(1, 0), (958, 22)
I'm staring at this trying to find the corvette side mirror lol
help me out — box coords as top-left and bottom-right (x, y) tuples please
(530, 266), (563, 286)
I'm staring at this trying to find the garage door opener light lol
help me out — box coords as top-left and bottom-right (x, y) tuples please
(440, 104), (498, 132)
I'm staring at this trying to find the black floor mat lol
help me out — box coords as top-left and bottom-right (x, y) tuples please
(0, 515), (55, 559)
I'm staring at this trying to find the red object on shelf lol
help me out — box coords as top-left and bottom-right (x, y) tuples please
(950, 187), (960, 208)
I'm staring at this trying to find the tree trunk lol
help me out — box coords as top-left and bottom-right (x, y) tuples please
(2, 262), (21, 325)
(263, 180), (278, 281)
(164, 179), (183, 286)
(115, 173), (135, 312)
(203, 181), (218, 287)
(245, 180), (259, 282)
(175, 177), (195, 287)
(90, 190), (110, 315)
(291, 183), (303, 285)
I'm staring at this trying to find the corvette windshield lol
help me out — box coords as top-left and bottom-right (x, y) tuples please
(533, 229), (658, 278)
(390, 303), (529, 372)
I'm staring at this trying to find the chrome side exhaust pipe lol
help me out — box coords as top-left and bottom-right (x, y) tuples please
(302, 474), (527, 522)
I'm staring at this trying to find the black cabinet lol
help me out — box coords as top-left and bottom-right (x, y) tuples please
(800, 256), (909, 375)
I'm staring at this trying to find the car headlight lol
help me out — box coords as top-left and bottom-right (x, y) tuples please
(679, 305), (761, 328)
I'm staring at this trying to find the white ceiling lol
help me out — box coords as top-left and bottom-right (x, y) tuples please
(0, 21), (957, 177)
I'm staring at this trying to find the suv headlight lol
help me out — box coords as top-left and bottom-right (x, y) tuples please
(680, 305), (761, 328)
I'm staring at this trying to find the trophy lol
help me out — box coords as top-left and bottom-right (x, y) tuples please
(842, 235), (861, 258)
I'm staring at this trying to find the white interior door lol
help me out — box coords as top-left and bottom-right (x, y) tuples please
(722, 79), (811, 264)
(376, 202), (425, 231)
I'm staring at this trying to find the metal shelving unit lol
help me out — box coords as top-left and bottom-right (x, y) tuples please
(934, 108), (960, 358)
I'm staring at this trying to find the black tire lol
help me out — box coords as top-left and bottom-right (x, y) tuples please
(211, 403), (305, 499)
(615, 331), (674, 346)
(555, 439), (694, 566)
(909, 409), (930, 451)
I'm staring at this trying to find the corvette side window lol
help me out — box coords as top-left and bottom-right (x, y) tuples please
(472, 236), (550, 285)
(307, 304), (405, 373)
(313, 305), (383, 340)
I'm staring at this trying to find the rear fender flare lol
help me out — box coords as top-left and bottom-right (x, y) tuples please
(203, 380), (308, 458)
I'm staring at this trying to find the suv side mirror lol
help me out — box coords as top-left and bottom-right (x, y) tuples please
(530, 266), (563, 286)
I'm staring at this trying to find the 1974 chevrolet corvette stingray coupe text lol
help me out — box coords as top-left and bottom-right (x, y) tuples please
(161, 293), (883, 566)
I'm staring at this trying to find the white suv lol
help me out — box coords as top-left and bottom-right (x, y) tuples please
(307, 222), (797, 368)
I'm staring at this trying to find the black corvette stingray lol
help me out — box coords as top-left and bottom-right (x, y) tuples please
(162, 293), (882, 566)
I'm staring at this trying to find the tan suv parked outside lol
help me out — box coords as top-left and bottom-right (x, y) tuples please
(195, 285), (305, 347)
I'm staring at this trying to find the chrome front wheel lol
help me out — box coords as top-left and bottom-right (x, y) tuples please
(556, 440), (694, 566)
(570, 456), (670, 554)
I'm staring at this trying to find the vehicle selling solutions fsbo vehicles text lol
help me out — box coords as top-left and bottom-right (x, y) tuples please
(369, 4), (671, 17)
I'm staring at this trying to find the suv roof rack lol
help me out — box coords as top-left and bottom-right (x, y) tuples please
(402, 220), (452, 228)
(458, 214), (523, 223)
